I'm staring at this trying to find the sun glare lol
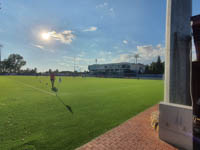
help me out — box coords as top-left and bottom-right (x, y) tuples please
(41, 32), (50, 40)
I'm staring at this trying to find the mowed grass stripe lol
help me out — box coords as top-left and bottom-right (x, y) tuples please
(10, 77), (139, 97)
(15, 80), (56, 96)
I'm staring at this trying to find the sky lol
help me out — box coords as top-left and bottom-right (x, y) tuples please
(0, 0), (200, 72)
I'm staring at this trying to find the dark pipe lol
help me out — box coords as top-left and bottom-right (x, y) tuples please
(191, 14), (200, 150)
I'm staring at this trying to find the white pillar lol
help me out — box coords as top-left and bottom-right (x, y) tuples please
(159, 1), (193, 149)
(164, 0), (192, 105)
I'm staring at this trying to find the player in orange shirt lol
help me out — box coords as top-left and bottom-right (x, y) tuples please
(50, 72), (55, 89)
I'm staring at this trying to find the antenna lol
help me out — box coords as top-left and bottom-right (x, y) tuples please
(0, 44), (3, 62)
(95, 58), (97, 64)
(74, 56), (76, 72)
(0, 45), (2, 73)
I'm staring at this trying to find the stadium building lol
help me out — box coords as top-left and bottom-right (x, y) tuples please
(88, 62), (145, 77)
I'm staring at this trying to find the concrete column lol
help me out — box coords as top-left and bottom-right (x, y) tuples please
(164, 0), (192, 106)
(159, 1), (193, 149)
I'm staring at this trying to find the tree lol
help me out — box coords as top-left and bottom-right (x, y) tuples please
(34, 67), (37, 74)
(144, 56), (164, 74)
(4, 54), (26, 73)
(157, 56), (161, 64)
(1, 59), (9, 73)
(55, 69), (59, 73)
(156, 56), (164, 74)
(144, 65), (150, 74)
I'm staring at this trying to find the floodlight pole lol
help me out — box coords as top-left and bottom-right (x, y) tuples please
(0, 47), (1, 62)
(0, 45), (2, 72)
(74, 56), (75, 72)
(0, 44), (2, 62)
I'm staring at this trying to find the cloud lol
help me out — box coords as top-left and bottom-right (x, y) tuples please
(96, 2), (115, 17)
(109, 8), (115, 16)
(33, 44), (44, 49)
(59, 56), (91, 71)
(136, 44), (164, 60)
(111, 44), (165, 64)
(45, 30), (75, 44)
(111, 54), (129, 63)
(32, 44), (55, 52)
(123, 40), (128, 44)
(99, 51), (112, 56)
(58, 51), (111, 71)
(57, 44), (165, 71)
(96, 2), (108, 8)
(83, 26), (98, 32)
(110, 8), (114, 12)
(77, 51), (86, 57)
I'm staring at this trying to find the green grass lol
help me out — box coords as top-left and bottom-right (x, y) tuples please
(0, 76), (163, 150)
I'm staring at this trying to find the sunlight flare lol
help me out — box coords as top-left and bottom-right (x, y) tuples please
(41, 32), (50, 40)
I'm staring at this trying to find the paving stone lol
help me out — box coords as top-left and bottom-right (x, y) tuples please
(77, 105), (177, 150)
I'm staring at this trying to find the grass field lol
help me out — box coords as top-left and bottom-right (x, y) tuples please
(0, 76), (163, 150)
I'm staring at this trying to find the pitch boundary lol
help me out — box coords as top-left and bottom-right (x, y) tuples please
(15, 80), (56, 96)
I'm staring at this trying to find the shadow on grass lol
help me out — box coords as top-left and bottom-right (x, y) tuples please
(52, 87), (73, 114)
(11, 140), (39, 150)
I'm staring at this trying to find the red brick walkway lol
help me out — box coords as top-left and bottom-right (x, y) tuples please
(77, 105), (177, 150)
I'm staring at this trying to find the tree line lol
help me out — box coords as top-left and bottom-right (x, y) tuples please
(144, 56), (164, 74)
(0, 54), (26, 73)
(0, 53), (85, 75)
(0, 53), (165, 75)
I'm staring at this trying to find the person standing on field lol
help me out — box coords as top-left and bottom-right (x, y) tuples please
(50, 71), (55, 89)
(59, 77), (62, 83)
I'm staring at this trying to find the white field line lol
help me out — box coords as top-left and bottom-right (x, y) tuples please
(16, 81), (56, 96)
(14, 79), (140, 97)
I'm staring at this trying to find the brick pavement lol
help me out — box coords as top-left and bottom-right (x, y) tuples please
(77, 105), (177, 150)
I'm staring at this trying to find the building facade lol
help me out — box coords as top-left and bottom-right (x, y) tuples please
(88, 62), (145, 77)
